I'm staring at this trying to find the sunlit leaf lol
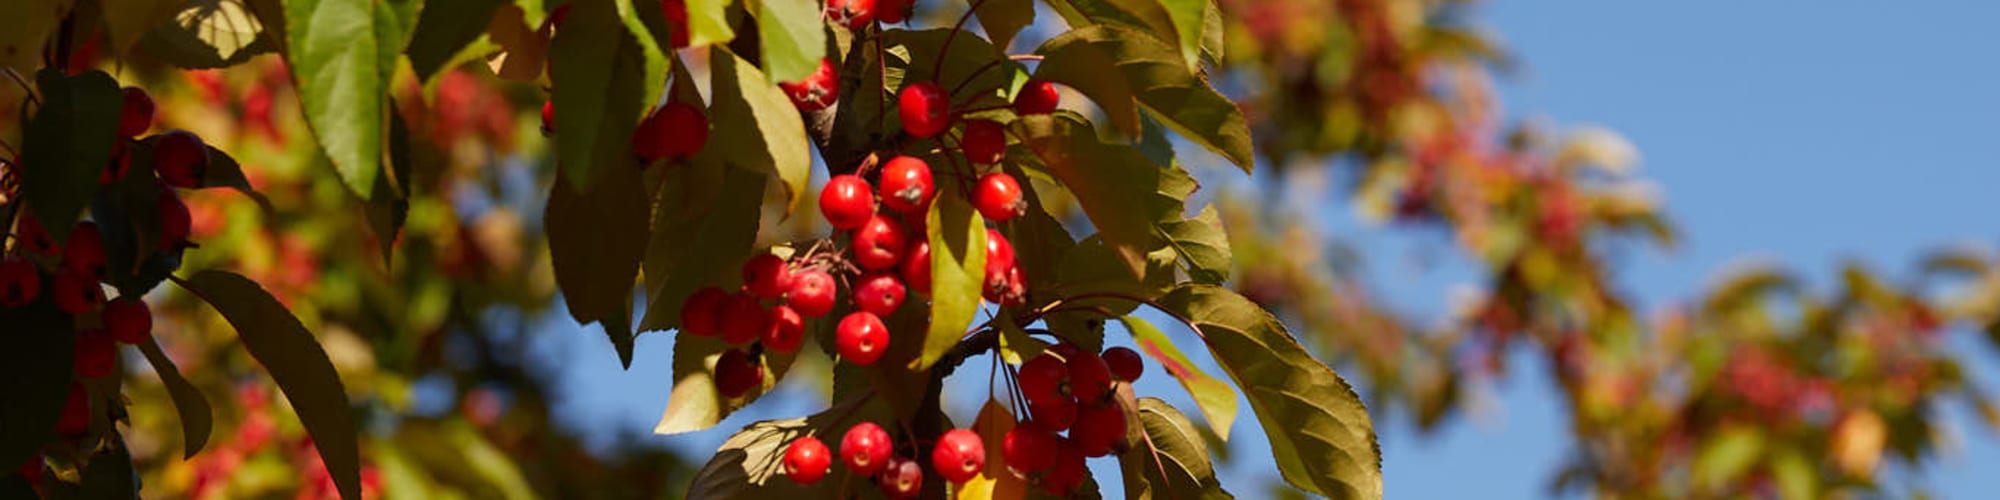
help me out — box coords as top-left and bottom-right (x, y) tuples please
(1161, 206), (1231, 284)
(653, 329), (801, 435)
(955, 399), (1029, 500)
(283, 0), (416, 197)
(1120, 315), (1237, 440)
(753, 0), (826, 83)
(710, 46), (813, 212)
(1019, 113), (1191, 277)
(686, 0), (737, 47)
(915, 191), (986, 370)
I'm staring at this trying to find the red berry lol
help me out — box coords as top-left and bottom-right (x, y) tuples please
(1041, 438), (1086, 496)
(1014, 80), (1059, 116)
(15, 214), (60, 257)
(853, 272), (906, 317)
(547, 4), (573, 28)
(742, 253), (793, 300)
(660, 0), (691, 47)
(0, 257), (40, 307)
(633, 102), (708, 162)
(898, 82), (950, 138)
(119, 87), (154, 137)
(932, 428), (986, 483)
(158, 189), (192, 250)
(824, 0), (877, 29)
(74, 329), (114, 378)
(52, 271), (103, 315)
(1066, 349), (1114, 404)
(1002, 425), (1058, 475)
(819, 175), (876, 231)
(835, 311), (890, 365)
(851, 214), (907, 271)
(763, 304), (806, 353)
(104, 297), (152, 344)
(787, 269), (837, 317)
(56, 383), (88, 436)
(1027, 395), (1076, 432)
(679, 287), (728, 336)
(960, 120), (1006, 164)
(1018, 354), (1069, 406)
(982, 229), (1017, 303)
(719, 292), (768, 345)
(713, 348), (763, 398)
(997, 265), (1026, 306)
(779, 58), (841, 112)
(63, 222), (107, 281)
(783, 436), (833, 485)
(875, 0), (911, 24)
(155, 130), (208, 188)
(900, 241), (931, 295)
(876, 456), (923, 499)
(877, 156), (935, 215)
(841, 422), (893, 476)
(1103, 347), (1143, 382)
(1073, 403), (1128, 457)
(540, 100), (554, 134)
(972, 173), (1024, 222)
(102, 142), (131, 184)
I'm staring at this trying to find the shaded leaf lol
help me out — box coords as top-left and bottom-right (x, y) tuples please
(709, 46), (813, 212)
(915, 191), (986, 370)
(141, 0), (280, 69)
(1119, 398), (1231, 499)
(103, 0), (185, 58)
(1120, 315), (1237, 440)
(77, 439), (137, 497)
(971, 0), (1035, 51)
(1156, 285), (1380, 499)
(180, 270), (360, 500)
(1033, 25), (1254, 172)
(685, 399), (874, 499)
(0, 300), (74, 470)
(637, 157), (766, 333)
(406, 0), (506, 80)
(549, 0), (644, 190)
(137, 338), (214, 459)
(752, 0), (826, 83)
(546, 151), (651, 367)
(1161, 206), (1231, 284)
(1019, 114), (1191, 278)
(22, 69), (122, 245)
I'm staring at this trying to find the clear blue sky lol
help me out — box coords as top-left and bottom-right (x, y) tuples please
(518, 2), (2000, 498)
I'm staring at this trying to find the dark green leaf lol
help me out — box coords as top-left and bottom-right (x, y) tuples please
(752, 0), (826, 83)
(1033, 25), (1254, 172)
(1119, 398), (1232, 500)
(77, 439), (137, 498)
(708, 47), (812, 212)
(1161, 206), (1231, 284)
(1156, 285), (1381, 499)
(283, 0), (412, 197)
(636, 163), (765, 333)
(1018, 114), (1191, 277)
(137, 338), (214, 459)
(884, 29), (1012, 100)
(685, 399), (873, 499)
(971, 0), (1035, 51)
(549, 0), (644, 191)
(0, 300), (74, 470)
(406, 0), (505, 80)
(915, 190), (986, 370)
(21, 69), (122, 245)
(1120, 315), (1237, 440)
(180, 270), (361, 500)
(545, 150), (652, 367)
(653, 334), (800, 435)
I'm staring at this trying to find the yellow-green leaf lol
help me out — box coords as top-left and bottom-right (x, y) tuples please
(1120, 315), (1237, 440)
(709, 46), (813, 212)
(685, 0), (736, 47)
(653, 334), (799, 435)
(284, 0), (412, 197)
(956, 399), (1030, 500)
(915, 191), (986, 370)
(752, 0), (825, 83)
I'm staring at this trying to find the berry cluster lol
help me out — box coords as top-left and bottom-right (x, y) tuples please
(1004, 344), (1142, 495)
(780, 421), (984, 498)
(4, 85), (198, 440)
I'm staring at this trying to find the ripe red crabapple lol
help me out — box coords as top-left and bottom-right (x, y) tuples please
(1018, 354), (1069, 405)
(540, 100), (554, 134)
(56, 383), (89, 436)
(680, 287), (728, 336)
(742, 253), (792, 299)
(1066, 349), (1114, 404)
(158, 190), (192, 250)
(853, 272), (906, 317)
(972, 172), (1024, 222)
(960, 120), (1006, 164)
(633, 102), (708, 163)
(875, 0), (911, 24)
(719, 292), (769, 345)
(877, 456), (923, 499)
(16, 213), (60, 257)
(779, 58), (841, 112)
(1072, 403), (1127, 457)
(900, 241), (931, 294)
(836, 311), (890, 365)
(898, 82), (950, 138)
(120, 87), (154, 137)
(63, 222), (107, 281)
(763, 305), (806, 354)
(932, 428), (986, 483)
(851, 214), (908, 271)
(74, 329), (114, 378)
(819, 175), (876, 231)
(0, 257), (40, 307)
(787, 269), (837, 317)
(104, 297), (152, 344)
(1014, 80), (1060, 116)
(713, 349), (763, 398)
(824, 0), (877, 29)
(841, 422), (893, 476)
(53, 271), (104, 315)
(1002, 424), (1058, 475)
(1103, 347), (1143, 382)
(155, 130), (208, 188)
(1028, 395), (1077, 432)
(1041, 438), (1086, 495)
(783, 436), (833, 485)
(660, 0), (691, 47)
(877, 156), (936, 215)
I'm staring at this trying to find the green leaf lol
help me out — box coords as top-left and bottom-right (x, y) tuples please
(22, 69), (122, 245)
(1039, 0), (1182, 64)
(708, 46), (812, 212)
(971, 0), (1034, 51)
(1033, 25), (1254, 172)
(884, 29), (1011, 99)
(1692, 425), (1764, 490)
(140, 0), (280, 69)
(1119, 398), (1232, 500)
(284, 0), (411, 197)
(1156, 0), (1205, 70)
(636, 142), (767, 334)
(1120, 315), (1237, 440)
(655, 332), (802, 435)
(406, 0), (505, 80)
(179, 270), (361, 500)
(137, 338), (214, 459)
(545, 151), (652, 367)
(684, 400), (871, 499)
(617, 0), (672, 110)
(1018, 114), (1191, 278)
(0, 301), (74, 470)
(77, 439), (137, 498)
(914, 191), (986, 370)
(1156, 285), (1381, 499)
(751, 0), (825, 83)
(685, 0), (737, 47)
(1160, 206), (1231, 284)
(956, 399), (1031, 499)
(549, 0), (644, 191)
(1199, 0), (1223, 66)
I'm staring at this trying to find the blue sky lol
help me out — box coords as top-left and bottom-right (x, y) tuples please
(522, 2), (2000, 498)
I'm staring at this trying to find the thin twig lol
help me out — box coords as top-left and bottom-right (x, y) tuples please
(3, 68), (40, 107)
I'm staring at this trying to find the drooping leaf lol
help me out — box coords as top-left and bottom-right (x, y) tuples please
(1120, 315), (1237, 440)
(1199, 0), (1223, 66)
(914, 191), (987, 370)
(136, 338), (214, 459)
(752, 0), (826, 84)
(685, 0), (737, 48)
(1018, 113), (1192, 278)
(1033, 25), (1254, 172)
(0, 300), (74, 470)
(549, 0), (644, 191)
(1156, 285), (1381, 499)
(636, 153), (766, 334)
(1156, 0), (1205, 70)
(1161, 206), (1231, 284)
(406, 0), (506, 80)
(956, 399), (1030, 500)
(284, 0), (416, 197)
(1038, 0), (1182, 66)
(21, 69), (123, 245)
(709, 46), (813, 212)
(652, 334), (799, 435)
(971, 0), (1035, 51)
(1119, 398), (1232, 500)
(545, 149), (651, 367)
(140, 0), (280, 69)
(684, 399), (875, 499)
(179, 270), (361, 500)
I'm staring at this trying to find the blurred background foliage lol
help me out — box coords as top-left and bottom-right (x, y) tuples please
(40, 0), (2000, 498)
